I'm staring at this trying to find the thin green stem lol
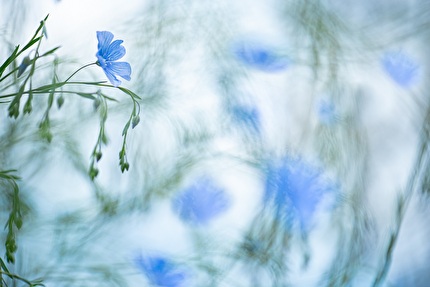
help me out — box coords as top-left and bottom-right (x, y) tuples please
(372, 110), (430, 287)
(0, 270), (35, 286)
(0, 82), (108, 99)
(64, 62), (97, 83)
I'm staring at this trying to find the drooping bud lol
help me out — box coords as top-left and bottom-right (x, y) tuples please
(132, 115), (140, 128)
(57, 95), (65, 109)
(17, 56), (31, 77)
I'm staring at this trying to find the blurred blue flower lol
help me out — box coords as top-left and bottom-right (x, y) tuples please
(317, 99), (337, 125)
(264, 157), (336, 231)
(96, 31), (131, 87)
(231, 105), (261, 133)
(173, 177), (230, 225)
(232, 40), (290, 72)
(135, 255), (188, 287)
(381, 51), (419, 88)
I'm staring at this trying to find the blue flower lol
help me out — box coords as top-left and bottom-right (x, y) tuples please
(381, 51), (419, 88)
(173, 177), (230, 225)
(232, 40), (290, 72)
(264, 157), (336, 231)
(96, 31), (131, 87)
(135, 255), (188, 287)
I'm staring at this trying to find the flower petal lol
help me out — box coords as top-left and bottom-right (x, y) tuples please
(105, 40), (126, 61)
(106, 61), (132, 81)
(96, 31), (114, 57)
(103, 67), (121, 87)
(96, 53), (107, 68)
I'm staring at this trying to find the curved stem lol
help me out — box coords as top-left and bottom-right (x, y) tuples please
(64, 62), (97, 83)
(372, 109), (430, 287)
(0, 270), (35, 286)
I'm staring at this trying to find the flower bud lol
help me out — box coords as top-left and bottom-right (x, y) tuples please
(17, 56), (31, 77)
(132, 115), (140, 128)
(57, 95), (65, 109)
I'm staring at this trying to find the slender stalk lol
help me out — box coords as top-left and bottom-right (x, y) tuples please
(63, 62), (97, 83)
(0, 270), (36, 286)
(0, 82), (109, 99)
(372, 110), (430, 287)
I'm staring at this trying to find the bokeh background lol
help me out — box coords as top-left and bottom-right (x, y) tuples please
(1, 0), (430, 286)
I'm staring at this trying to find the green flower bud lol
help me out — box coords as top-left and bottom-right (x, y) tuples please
(23, 95), (33, 114)
(93, 98), (101, 110)
(132, 115), (140, 128)
(120, 162), (130, 173)
(57, 95), (65, 109)
(89, 167), (99, 180)
(15, 217), (23, 229)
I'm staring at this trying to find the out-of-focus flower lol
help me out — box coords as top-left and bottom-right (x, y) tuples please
(173, 177), (230, 225)
(96, 31), (131, 87)
(232, 40), (290, 72)
(231, 104), (261, 133)
(381, 51), (419, 88)
(264, 157), (336, 231)
(135, 255), (188, 287)
(317, 99), (337, 125)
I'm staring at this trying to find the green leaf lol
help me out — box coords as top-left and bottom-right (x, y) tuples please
(30, 14), (49, 42)
(0, 15), (49, 79)
(0, 258), (10, 273)
(33, 82), (66, 93)
(118, 86), (142, 100)
(47, 92), (54, 109)
(0, 45), (19, 78)
(0, 170), (20, 179)
(20, 37), (42, 55)
(76, 92), (96, 100)
(100, 92), (118, 102)
(40, 46), (61, 57)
